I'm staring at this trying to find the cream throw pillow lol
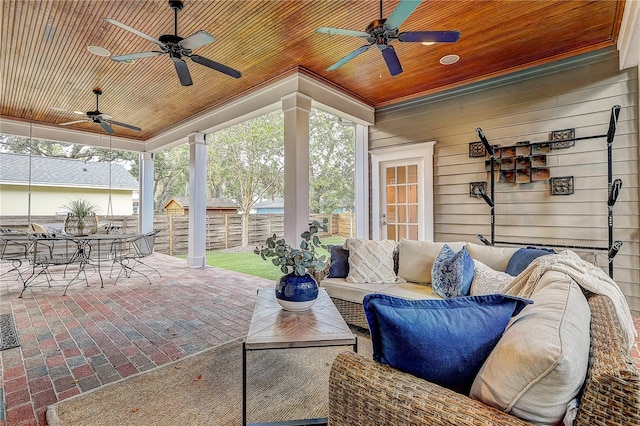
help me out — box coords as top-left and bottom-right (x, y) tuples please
(470, 271), (590, 424)
(466, 242), (519, 272)
(469, 260), (514, 295)
(344, 239), (404, 284)
(397, 239), (465, 283)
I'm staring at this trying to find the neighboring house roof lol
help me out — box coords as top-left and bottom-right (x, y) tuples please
(164, 196), (240, 210)
(0, 152), (138, 190)
(253, 198), (284, 209)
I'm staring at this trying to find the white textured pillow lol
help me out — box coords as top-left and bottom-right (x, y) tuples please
(470, 272), (591, 424)
(344, 239), (404, 284)
(397, 239), (466, 283)
(469, 260), (514, 295)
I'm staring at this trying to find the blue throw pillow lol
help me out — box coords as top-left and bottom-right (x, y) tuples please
(431, 244), (474, 298)
(505, 247), (555, 276)
(363, 293), (532, 395)
(327, 245), (349, 278)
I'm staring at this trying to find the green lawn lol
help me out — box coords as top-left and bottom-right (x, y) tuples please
(189, 236), (346, 281)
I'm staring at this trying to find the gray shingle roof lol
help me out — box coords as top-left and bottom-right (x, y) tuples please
(168, 196), (239, 209)
(0, 152), (138, 189)
(253, 198), (284, 209)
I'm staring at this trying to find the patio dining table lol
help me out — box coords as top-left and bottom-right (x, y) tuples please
(1, 232), (139, 297)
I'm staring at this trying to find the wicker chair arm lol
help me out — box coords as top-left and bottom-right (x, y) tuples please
(329, 351), (533, 426)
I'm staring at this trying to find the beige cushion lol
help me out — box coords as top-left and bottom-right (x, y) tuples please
(397, 239), (465, 283)
(470, 271), (591, 424)
(344, 239), (404, 284)
(469, 260), (514, 295)
(321, 278), (442, 304)
(465, 242), (519, 272)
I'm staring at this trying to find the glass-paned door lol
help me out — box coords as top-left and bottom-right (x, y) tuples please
(370, 141), (435, 242)
(384, 163), (419, 242)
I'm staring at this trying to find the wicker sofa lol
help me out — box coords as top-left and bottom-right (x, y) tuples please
(321, 239), (640, 424)
(328, 293), (640, 425)
(319, 240), (518, 329)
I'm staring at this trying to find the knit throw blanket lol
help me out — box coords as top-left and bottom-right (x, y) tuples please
(502, 250), (637, 350)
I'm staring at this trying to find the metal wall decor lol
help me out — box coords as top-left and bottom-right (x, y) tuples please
(550, 176), (574, 195)
(468, 141), (486, 157)
(551, 128), (575, 149)
(469, 181), (487, 197)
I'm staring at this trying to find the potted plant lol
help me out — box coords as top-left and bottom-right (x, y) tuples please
(254, 218), (329, 311)
(62, 199), (98, 236)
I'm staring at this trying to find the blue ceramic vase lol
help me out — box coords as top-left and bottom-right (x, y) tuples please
(275, 273), (319, 311)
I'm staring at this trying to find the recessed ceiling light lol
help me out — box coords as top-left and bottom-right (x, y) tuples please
(87, 45), (110, 57)
(439, 54), (460, 65)
(73, 111), (85, 115)
(421, 41), (436, 46)
(50, 106), (67, 112)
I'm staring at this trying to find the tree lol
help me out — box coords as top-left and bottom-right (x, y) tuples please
(309, 109), (355, 214)
(207, 111), (284, 246)
(151, 145), (190, 212)
(0, 134), (138, 164)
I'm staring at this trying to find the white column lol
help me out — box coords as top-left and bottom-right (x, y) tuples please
(187, 132), (207, 268)
(354, 123), (369, 239)
(281, 93), (312, 245)
(139, 152), (155, 234)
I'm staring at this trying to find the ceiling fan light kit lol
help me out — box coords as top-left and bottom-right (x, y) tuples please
(103, 0), (242, 87)
(316, 0), (460, 76)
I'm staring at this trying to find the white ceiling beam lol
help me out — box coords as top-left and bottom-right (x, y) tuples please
(618, 0), (640, 70)
(0, 117), (143, 151)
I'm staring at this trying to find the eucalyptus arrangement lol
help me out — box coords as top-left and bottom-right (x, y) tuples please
(254, 218), (329, 277)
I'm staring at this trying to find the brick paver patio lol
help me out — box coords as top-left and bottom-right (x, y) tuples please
(0, 253), (273, 426)
(1, 252), (639, 426)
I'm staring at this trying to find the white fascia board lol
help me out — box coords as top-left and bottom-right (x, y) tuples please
(0, 117), (143, 151)
(618, 0), (640, 70)
(0, 181), (137, 190)
(144, 71), (374, 152)
(297, 74), (374, 126)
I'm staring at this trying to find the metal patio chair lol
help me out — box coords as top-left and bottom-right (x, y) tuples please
(0, 231), (32, 286)
(112, 230), (161, 284)
(20, 234), (89, 297)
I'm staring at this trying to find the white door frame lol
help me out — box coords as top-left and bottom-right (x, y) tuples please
(370, 141), (436, 241)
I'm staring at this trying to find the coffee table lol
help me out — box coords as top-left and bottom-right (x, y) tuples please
(243, 287), (357, 426)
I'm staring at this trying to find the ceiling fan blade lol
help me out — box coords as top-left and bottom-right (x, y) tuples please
(327, 45), (372, 71)
(59, 120), (89, 126)
(381, 45), (403, 76)
(190, 55), (241, 79)
(99, 121), (115, 134)
(316, 27), (370, 38)
(385, 0), (422, 30)
(179, 30), (215, 51)
(111, 51), (163, 62)
(398, 31), (460, 43)
(103, 18), (164, 47)
(105, 119), (142, 132)
(173, 59), (193, 86)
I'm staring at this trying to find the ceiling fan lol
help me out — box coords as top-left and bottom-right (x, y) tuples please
(316, 0), (460, 76)
(103, 0), (241, 86)
(59, 88), (141, 135)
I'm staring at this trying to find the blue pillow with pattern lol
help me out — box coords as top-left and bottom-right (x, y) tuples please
(431, 244), (474, 298)
(363, 293), (532, 395)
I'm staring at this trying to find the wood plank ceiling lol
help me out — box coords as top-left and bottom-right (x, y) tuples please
(0, 0), (625, 144)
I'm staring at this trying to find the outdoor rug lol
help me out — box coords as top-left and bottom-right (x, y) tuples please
(0, 313), (20, 351)
(47, 336), (371, 426)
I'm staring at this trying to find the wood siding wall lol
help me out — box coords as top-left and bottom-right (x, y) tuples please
(370, 50), (640, 314)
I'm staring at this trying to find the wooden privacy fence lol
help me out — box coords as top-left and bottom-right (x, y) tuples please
(0, 212), (355, 256)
